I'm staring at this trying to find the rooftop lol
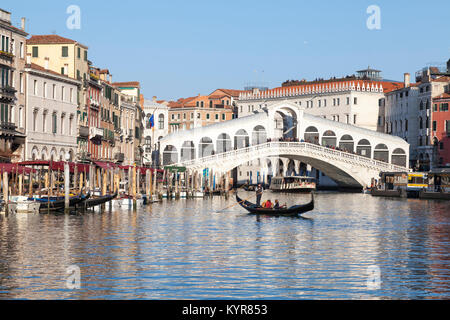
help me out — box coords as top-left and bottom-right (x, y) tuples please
(27, 35), (88, 49)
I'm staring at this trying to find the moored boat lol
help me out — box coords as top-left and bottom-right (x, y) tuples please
(270, 176), (316, 193)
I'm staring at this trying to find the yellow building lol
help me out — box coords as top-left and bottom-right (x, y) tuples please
(26, 35), (88, 81)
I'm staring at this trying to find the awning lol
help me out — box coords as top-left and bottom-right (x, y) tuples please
(0, 163), (35, 174)
(93, 161), (117, 170)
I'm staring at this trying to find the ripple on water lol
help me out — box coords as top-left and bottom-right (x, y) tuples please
(0, 192), (449, 299)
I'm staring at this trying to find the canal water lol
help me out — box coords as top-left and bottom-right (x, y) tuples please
(0, 192), (449, 300)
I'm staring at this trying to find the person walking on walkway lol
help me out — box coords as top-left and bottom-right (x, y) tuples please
(256, 184), (263, 207)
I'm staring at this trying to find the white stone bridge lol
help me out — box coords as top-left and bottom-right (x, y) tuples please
(160, 101), (410, 188)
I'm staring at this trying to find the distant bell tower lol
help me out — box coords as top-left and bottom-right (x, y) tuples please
(356, 66), (382, 81)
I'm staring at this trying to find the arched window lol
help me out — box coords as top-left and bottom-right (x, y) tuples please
(252, 126), (267, 145)
(235, 129), (250, 149)
(163, 145), (178, 165)
(159, 114), (165, 129)
(357, 139), (371, 158)
(181, 141), (195, 161)
(339, 135), (354, 152)
(374, 144), (389, 163)
(217, 133), (232, 154)
(392, 148), (407, 167)
(199, 137), (214, 158)
(321, 130), (337, 147)
(145, 136), (152, 146)
(304, 126), (319, 144)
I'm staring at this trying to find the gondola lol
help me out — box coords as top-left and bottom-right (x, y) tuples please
(236, 193), (314, 216)
(82, 192), (118, 209)
(35, 193), (89, 212)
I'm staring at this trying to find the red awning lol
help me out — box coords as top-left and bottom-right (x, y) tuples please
(0, 163), (35, 174)
(93, 161), (117, 170)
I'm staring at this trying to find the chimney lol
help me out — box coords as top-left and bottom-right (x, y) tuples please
(153, 96), (157, 102)
(44, 57), (49, 70)
(110, 74), (112, 83)
(21, 17), (26, 31)
(26, 53), (31, 65)
(404, 73), (410, 88)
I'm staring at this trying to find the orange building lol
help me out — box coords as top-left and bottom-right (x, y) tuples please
(432, 92), (450, 166)
(167, 89), (243, 133)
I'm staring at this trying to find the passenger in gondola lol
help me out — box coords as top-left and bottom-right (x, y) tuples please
(274, 200), (286, 209)
(264, 200), (273, 209)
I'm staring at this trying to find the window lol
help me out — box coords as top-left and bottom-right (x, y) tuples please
(222, 114), (226, 121)
(33, 80), (38, 95)
(43, 112), (47, 132)
(433, 121), (437, 132)
(440, 103), (449, 111)
(61, 67), (65, 75)
(77, 47), (81, 59)
(354, 97), (358, 105)
(353, 114), (357, 124)
(159, 114), (164, 129)
(53, 84), (56, 99)
(434, 104), (438, 112)
(61, 86), (65, 101)
(43, 82), (47, 98)
(33, 110), (38, 131)
(20, 42), (24, 58)
(19, 73), (23, 93)
(215, 114), (219, 120)
(32, 46), (38, 57)
(52, 113), (57, 134)
(77, 70), (81, 80)
(337, 98), (340, 106)
(206, 114), (210, 120)
(84, 50), (88, 61)
(70, 88), (73, 103)
(62, 46), (69, 57)
(61, 114), (65, 135)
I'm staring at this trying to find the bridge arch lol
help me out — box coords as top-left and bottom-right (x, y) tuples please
(235, 129), (250, 149)
(392, 148), (407, 167)
(374, 144), (389, 163)
(199, 137), (214, 158)
(339, 135), (354, 152)
(252, 126), (267, 145)
(181, 141), (195, 162)
(356, 139), (371, 158)
(163, 145), (178, 165)
(322, 130), (337, 147)
(304, 126), (319, 144)
(217, 133), (232, 154)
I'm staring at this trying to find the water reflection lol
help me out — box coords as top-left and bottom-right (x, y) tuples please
(0, 192), (449, 300)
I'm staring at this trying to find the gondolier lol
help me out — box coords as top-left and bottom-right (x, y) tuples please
(256, 184), (263, 207)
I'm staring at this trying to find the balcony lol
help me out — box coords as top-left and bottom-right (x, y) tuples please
(0, 50), (14, 61)
(0, 86), (16, 103)
(0, 122), (17, 136)
(115, 153), (125, 163)
(79, 125), (89, 138)
(89, 127), (104, 140)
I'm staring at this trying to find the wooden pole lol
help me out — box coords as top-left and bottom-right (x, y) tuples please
(3, 172), (8, 214)
(79, 172), (84, 193)
(18, 174), (23, 196)
(74, 164), (78, 192)
(64, 162), (70, 212)
(28, 170), (33, 199)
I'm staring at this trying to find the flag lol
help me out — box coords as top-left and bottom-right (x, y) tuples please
(149, 114), (155, 129)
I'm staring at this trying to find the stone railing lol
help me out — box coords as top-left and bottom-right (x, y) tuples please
(175, 142), (409, 173)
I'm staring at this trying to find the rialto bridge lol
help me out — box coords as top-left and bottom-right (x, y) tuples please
(159, 102), (410, 188)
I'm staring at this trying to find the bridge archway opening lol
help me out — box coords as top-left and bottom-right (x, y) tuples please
(181, 141), (196, 161)
(217, 133), (232, 154)
(275, 108), (298, 140)
(374, 144), (389, 163)
(287, 159), (297, 176)
(163, 145), (178, 165)
(252, 126), (267, 146)
(392, 148), (407, 167)
(357, 139), (371, 158)
(235, 129), (250, 149)
(199, 137), (214, 158)
(304, 126), (319, 144)
(339, 135), (355, 153)
(322, 130), (337, 147)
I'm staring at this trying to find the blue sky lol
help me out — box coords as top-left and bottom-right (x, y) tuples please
(3, 0), (450, 101)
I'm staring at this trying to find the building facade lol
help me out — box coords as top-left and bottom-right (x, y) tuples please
(0, 9), (28, 162)
(142, 97), (169, 166)
(26, 34), (90, 161)
(431, 92), (450, 166)
(385, 64), (450, 170)
(24, 62), (80, 161)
